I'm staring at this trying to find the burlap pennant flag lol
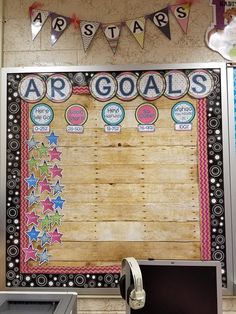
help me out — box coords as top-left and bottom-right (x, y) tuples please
(148, 7), (171, 40)
(102, 23), (122, 54)
(80, 21), (100, 52)
(31, 9), (50, 40)
(50, 12), (71, 45)
(169, 3), (191, 34)
(126, 17), (146, 48)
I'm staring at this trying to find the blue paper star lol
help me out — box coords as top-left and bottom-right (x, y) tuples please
(26, 226), (40, 242)
(38, 231), (51, 247)
(38, 248), (50, 265)
(25, 191), (40, 206)
(25, 173), (39, 189)
(47, 131), (59, 145)
(26, 136), (40, 151)
(52, 196), (65, 209)
(51, 180), (64, 195)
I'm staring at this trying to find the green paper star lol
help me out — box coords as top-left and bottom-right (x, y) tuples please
(39, 161), (50, 176)
(50, 211), (63, 227)
(37, 143), (48, 158)
(41, 215), (51, 231)
(28, 156), (38, 170)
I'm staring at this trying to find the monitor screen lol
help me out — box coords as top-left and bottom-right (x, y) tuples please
(126, 260), (222, 314)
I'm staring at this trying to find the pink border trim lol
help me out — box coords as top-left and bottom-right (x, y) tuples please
(198, 98), (211, 260)
(20, 101), (120, 274)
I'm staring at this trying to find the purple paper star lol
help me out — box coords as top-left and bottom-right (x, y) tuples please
(50, 164), (63, 178)
(22, 244), (38, 262)
(48, 228), (63, 244)
(41, 197), (54, 214)
(38, 177), (52, 193)
(25, 211), (40, 226)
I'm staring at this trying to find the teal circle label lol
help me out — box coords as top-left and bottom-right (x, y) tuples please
(30, 103), (54, 126)
(171, 101), (195, 124)
(102, 102), (125, 126)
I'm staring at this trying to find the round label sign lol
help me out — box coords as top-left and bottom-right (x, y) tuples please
(135, 103), (159, 125)
(65, 104), (88, 126)
(171, 101), (195, 124)
(18, 75), (46, 103)
(30, 103), (54, 126)
(102, 102), (125, 126)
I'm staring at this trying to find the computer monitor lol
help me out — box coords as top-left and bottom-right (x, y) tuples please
(125, 260), (222, 314)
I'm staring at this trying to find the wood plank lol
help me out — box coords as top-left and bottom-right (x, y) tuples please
(59, 146), (197, 165)
(32, 241), (201, 263)
(58, 221), (200, 241)
(61, 203), (200, 222)
(28, 128), (197, 147)
(40, 164), (197, 184)
(59, 183), (199, 204)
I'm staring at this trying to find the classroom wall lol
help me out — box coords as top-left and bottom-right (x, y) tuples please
(1, 0), (236, 313)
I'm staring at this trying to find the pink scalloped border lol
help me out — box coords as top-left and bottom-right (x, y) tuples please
(198, 98), (211, 260)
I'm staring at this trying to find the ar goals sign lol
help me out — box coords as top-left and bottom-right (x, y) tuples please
(1, 64), (231, 291)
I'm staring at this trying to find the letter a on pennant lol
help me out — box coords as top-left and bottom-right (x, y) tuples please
(80, 21), (100, 52)
(169, 3), (191, 34)
(50, 12), (72, 45)
(149, 7), (171, 40)
(126, 17), (146, 48)
(31, 9), (50, 40)
(102, 23), (122, 54)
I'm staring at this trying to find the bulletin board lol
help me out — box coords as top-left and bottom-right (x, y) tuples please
(2, 64), (231, 291)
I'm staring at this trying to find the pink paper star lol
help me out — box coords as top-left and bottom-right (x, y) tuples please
(38, 177), (52, 193)
(50, 164), (63, 178)
(48, 147), (62, 161)
(41, 197), (54, 214)
(25, 211), (40, 226)
(48, 228), (63, 244)
(22, 244), (38, 262)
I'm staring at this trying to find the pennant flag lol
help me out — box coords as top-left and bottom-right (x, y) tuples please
(50, 12), (71, 45)
(80, 21), (100, 52)
(170, 3), (191, 33)
(31, 9), (50, 40)
(126, 17), (146, 48)
(148, 7), (171, 40)
(102, 23), (122, 54)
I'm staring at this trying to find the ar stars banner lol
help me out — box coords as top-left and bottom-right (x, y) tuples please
(28, 1), (194, 52)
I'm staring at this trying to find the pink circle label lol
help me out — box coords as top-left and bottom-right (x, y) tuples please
(135, 103), (158, 125)
(65, 104), (88, 126)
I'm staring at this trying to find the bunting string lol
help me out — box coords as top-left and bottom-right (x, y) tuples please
(29, 1), (196, 54)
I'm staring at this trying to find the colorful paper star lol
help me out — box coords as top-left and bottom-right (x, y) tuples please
(38, 177), (52, 193)
(38, 231), (51, 247)
(41, 197), (54, 214)
(41, 215), (51, 230)
(26, 226), (40, 242)
(28, 156), (38, 169)
(47, 131), (59, 145)
(22, 244), (38, 262)
(51, 180), (64, 195)
(38, 248), (51, 265)
(25, 211), (40, 226)
(26, 136), (39, 151)
(25, 173), (39, 189)
(50, 164), (63, 178)
(25, 191), (40, 206)
(48, 147), (62, 161)
(52, 196), (65, 209)
(48, 228), (63, 244)
(50, 210), (63, 227)
(38, 161), (50, 176)
(37, 143), (48, 158)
